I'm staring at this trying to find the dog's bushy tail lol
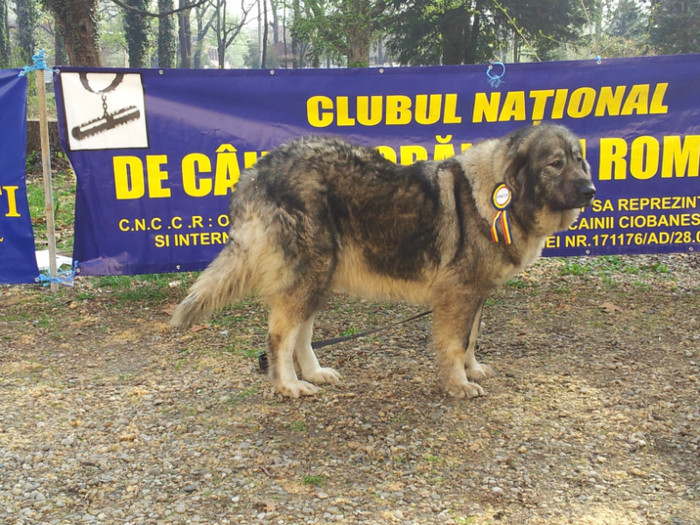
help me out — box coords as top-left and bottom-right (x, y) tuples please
(170, 244), (252, 328)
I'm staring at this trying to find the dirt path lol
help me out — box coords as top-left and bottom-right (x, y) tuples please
(1, 255), (698, 524)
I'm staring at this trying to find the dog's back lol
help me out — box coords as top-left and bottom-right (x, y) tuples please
(172, 137), (454, 327)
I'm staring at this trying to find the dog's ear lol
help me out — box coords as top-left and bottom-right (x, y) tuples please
(502, 142), (529, 198)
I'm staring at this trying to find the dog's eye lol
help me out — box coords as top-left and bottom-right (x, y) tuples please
(550, 159), (564, 169)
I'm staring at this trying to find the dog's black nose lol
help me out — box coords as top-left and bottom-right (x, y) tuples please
(581, 183), (596, 200)
(578, 180), (596, 202)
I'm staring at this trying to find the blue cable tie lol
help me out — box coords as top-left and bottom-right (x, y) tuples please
(19, 49), (53, 77)
(487, 61), (506, 88)
(37, 260), (79, 288)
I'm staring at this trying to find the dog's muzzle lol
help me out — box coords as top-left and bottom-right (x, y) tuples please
(576, 179), (597, 208)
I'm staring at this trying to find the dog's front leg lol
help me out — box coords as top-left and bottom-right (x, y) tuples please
(433, 296), (491, 398)
(464, 302), (494, 382)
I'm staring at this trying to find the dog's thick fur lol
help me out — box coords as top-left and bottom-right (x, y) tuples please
(172, 124), (595, 399)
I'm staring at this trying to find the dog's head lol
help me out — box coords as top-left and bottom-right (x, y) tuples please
(503, 124), (596, 232)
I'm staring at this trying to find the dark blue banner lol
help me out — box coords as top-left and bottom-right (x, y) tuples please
(0, 70), (38, 284)
(54, 55), (700, 275)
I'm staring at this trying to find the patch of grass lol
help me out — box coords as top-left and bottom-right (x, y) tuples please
(454, 517), (477, 525)
(227, 386), (260, 404)
(648, 261), (670, 274)
(506, 277), (530, 288)
(26, 168), (76, 254)
(289, 420), (307, 432)
(560, 259), (589, 276)
(558, 255), (672, 281)
(301, 474), (325, 487)
(91, 273), (184, 305)
(225, 345), (260, 359)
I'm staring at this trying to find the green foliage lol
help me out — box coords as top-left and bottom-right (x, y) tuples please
(18, 0), (700, 71)
(649, 0), (700, 54)
(290, 0), (382, 67)
(384, 0), (601, 65)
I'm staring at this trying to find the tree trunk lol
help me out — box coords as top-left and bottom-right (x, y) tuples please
(158, 0), (176, 67)
(42, 0), (101, 66)
(124, 0), (150, 67)
(0, 0), (9, 68)
(260, 0), (268, 68)
(439, 9), (466, 65)
(178, 0), (192, 68)
(53, 18), (69, 65)
(16, 0), (39, 64)
(343, 0), (371, 67)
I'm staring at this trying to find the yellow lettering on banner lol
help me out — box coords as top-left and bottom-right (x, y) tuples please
(214, 144), (241, 195)
(154, 234), (170, 248)
(307, 94), (462, 127)
(473, 83), (669, 122)
(181, 153), (213, 197)
(595, 85), (626, 116)
(399, 145), (428, 165)
(307, 96), (334, 128)
(661, 135), (700, 178)
(357, 96), (383, 126)
(443, 94), (462, 124)
(501, 91), (526, 121)
(530, 90), (554, 121)
(386, 95), (412, 125)
(433, 135), (456, 160)
(415, 94), (442, 125)
(336, 96), (355, 126)
(621, 83), (669, 115)
(568, 87), (596, 118)
(599, 138), (628, 181)
(629, 136), (659, 180)
(650, 82), (669, 113)
(146, 155), (171, 198)
(114, 156), (145, 199)
(551, 89), (568, 119)
(600, 135), (700, 181)
(472, 92), (500, 123)
(0, 186), (21, 217)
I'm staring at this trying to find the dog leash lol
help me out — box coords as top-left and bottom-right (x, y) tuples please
(257, 310), (432, 373)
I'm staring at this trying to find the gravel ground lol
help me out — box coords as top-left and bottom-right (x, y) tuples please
(1, 254), (699, 524)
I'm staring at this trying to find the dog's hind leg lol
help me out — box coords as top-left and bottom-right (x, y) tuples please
(295, 316), (341, 386)
(267, 307), (319, 398)
(433, 294), (490, 399)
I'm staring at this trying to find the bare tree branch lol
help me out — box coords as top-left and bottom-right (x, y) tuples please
(109, 0), (210, 18)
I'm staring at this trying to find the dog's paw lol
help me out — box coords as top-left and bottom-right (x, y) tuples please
(444, 379), (485, 399)
(304, 367), (341, 385)
(466, 362), (495, 381)
(275, 380), (320, 398)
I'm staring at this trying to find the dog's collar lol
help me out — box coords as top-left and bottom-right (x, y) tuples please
(490, 183), (513, 245)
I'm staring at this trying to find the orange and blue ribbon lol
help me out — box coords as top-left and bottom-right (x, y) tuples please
(490, 183), (513, 245)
